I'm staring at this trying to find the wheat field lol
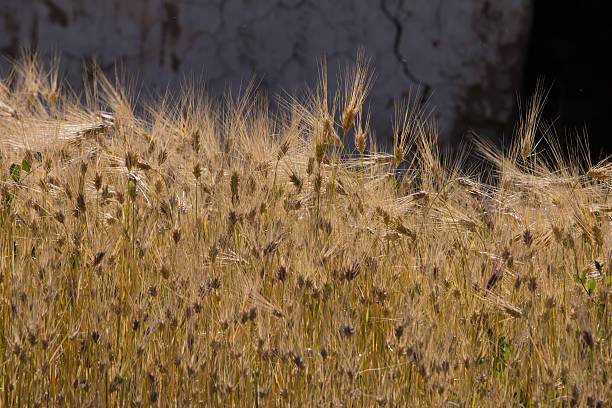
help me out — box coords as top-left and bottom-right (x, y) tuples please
(0, 54), (610, 407)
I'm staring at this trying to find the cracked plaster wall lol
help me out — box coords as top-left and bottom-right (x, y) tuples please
(1, 0), (532, 144)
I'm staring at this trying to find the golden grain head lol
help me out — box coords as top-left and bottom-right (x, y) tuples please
(342, 107), (358, 135)
(0, 54), (609, 408)
(355, 131), (366, 154)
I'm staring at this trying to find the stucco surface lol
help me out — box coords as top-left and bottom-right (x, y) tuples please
(1, 0), (532, 143)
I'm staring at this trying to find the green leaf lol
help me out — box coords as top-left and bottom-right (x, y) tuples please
(573, 273), (585, 285)
(503, 344), (512, 361)
(587, 278), (596, 295)
(9, 163), (20, 182)
(494, 335), (512, 373)
(21, 159), (31, 173)
(2, 193), (12, 211)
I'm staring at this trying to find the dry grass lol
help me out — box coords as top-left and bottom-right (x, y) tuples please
(0, 54), (610, 407)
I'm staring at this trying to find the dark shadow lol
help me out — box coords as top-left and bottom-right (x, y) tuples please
(522, 1), (612, 161)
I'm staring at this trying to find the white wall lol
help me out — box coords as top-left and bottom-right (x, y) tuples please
(0, 0), (532, 144)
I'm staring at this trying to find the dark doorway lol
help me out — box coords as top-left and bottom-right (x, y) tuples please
(522, 1), (612, 162)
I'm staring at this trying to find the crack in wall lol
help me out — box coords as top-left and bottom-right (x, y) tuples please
(43, 0), (68, 28)
(380, 0), (430, 104)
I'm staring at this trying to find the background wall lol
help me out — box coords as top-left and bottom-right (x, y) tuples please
(0, 0), (537, 148)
